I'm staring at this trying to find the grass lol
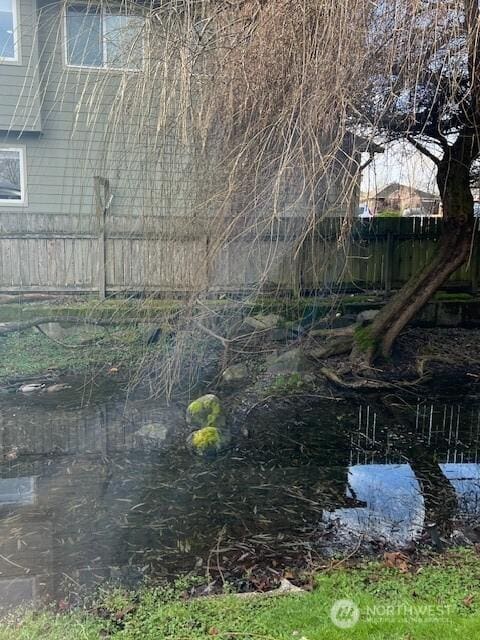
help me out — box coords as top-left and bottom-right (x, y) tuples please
(2, 549), (480, 639)
(0, 297), (187, 382)
(0, 290), (478, 382)
(0, 326), (148, 381)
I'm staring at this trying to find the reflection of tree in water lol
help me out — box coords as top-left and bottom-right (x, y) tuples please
(406, 445), (458, 537)
(377, 399), (458, 537)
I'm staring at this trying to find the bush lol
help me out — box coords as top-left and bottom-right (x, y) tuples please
(376, 209), (402, 218)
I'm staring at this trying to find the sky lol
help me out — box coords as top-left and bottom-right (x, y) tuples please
(360, 140), (439, 196)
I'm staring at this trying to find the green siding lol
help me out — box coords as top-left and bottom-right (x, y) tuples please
(0, 0), (193, 219)
(0, 0), (42, 132)
(0, 0), (353, 226)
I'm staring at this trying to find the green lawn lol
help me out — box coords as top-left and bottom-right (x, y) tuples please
(0, 326), (148, 381)
(3, 550), (480, 639)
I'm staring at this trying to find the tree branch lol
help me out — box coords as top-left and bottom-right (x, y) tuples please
(406, 135), (440, 166)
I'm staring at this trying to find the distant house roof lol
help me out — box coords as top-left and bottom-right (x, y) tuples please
(375, 182), (439, 201)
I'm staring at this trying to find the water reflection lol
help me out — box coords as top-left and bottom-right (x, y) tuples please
(0, 389), (479, 609)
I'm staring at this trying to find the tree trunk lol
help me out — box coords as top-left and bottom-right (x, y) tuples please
(354, 156), (475, 364)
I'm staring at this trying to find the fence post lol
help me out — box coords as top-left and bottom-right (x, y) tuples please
(472, 226), (479, 294)
(384, 231), (393, 294)
(94, 176), (110, 300)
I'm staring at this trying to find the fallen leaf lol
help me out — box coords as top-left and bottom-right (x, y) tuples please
(463, 595), (475, 608)
(114, 606), (135, 621)
(383, 551), (410, 573)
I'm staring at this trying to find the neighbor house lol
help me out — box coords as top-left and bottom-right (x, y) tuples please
(370, 183), (441, 216)
(0, 0), (367, 294)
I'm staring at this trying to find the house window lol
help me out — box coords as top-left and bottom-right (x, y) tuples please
(0, 0), (18, 61)
(65, 3), (143, 70)
(0, 147), (26, 204)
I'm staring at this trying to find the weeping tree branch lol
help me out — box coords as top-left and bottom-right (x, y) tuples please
(406, 135), (441, 165)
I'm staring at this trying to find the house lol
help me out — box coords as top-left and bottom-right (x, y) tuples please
(0, 0), (159, 219)
(0, 0), (368, 294)
(370, 183), (441, 216)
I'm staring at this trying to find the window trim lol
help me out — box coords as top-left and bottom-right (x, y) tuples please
(0, 146), (27, 207)
(0, 0), (20, 64)
(63, 1), (144, 72)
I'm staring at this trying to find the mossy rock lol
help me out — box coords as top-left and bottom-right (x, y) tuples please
(266, 348), (309, 374)
(186, 394), (226, 430)
(187, 426), (230, 457)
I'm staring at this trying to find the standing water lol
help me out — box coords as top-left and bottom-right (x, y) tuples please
(0, 381), (479, 609)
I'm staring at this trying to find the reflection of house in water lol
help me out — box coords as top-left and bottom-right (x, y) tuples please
(0, 397), (480, 609)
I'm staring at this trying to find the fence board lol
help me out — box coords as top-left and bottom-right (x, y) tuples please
(0, 215), (478, 295)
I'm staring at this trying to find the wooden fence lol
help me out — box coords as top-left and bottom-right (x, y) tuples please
(0, 214), (477, 296)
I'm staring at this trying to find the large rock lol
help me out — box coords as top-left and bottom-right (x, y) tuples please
(186, 394), (230, 456)
(356, 309), (380, 325)
(133, 406), (184, 449)
(222, 363), (249, 385)
(266, 348), (309, 374)
(436, 302), (463, 327)
(243, 314), (284, 331)
(186, 394), (226, 430)
(133, 422), (169, 448)
(187, 425), (231, 457)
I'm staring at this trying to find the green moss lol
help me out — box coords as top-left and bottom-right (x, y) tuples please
(187, 395), (224, 428)
(267, 372), (306, 395)
(191, 426), (220, 451)
(187, 399), (204, 416)
(354, 325), (377, 352)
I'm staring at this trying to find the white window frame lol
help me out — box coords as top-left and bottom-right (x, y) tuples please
(0, 0), (20, 64)
(0, 146), (27, 207)
(63, 1), (144, 72)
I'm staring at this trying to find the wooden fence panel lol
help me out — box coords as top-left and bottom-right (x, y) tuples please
(0, 215), (478, 294)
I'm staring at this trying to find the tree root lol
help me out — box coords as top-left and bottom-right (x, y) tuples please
(309, 325), (356, 338)
(307, 335), (354, 359)
(416, 355), (460, 377)
(320, 366), (431, 390)
(33, 324), (103, 349)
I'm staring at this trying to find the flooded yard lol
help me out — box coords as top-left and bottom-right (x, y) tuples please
(0, 381), (479, 610)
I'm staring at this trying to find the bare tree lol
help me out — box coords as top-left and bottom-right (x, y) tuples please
(26, 0), (480, 389)
(139, 0), (480, 367)
(351, 0), (480, 362)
